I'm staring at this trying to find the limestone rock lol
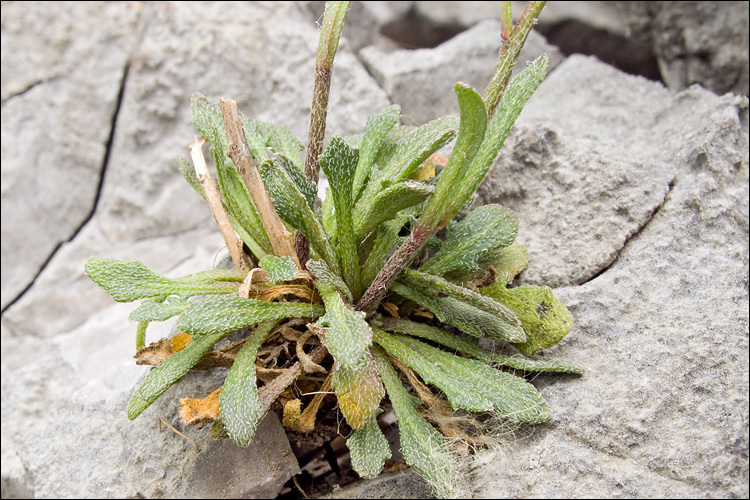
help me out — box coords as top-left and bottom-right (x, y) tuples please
(359, 19), (564, 125)
(0, 1), (140, 309)
(15, 384), (298, 499)
(472, 56), (749, 498)
(617, 1), (750, 96)
(2, 3), (748, 499)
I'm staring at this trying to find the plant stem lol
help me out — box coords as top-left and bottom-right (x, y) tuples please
(355, 226), (429, 315)
(190, 136), (251, 271)
(297, 1), (350, 267)
(304, 1), (350, 185)
(220, 99), (300, 268)
(483, 0), (545, 117)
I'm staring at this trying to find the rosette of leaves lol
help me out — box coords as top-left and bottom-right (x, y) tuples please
(84, 2), (581, 497)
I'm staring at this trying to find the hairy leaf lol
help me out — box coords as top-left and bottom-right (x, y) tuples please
(220, 320), (278, 446)
(452, 55), (549, 221)
(377, 116), (459, 186)
(371, 345), (462, 499)
(419, 84), (487, 230)
(260, 157), (334, 268)
(210, 145), (273, 258)
(271, 153), (316, 210)
(177, 296), (325, 336)
(347, 409), (391, 479)
(259, 255), (298, 283)
(401, 269), (520, 327)
(379, 317), (583, 374)
(306, 259), (352, 302)
(353, 104), (401, 201)
(390, 281), (526, 342)
(420, 204), (518, 277)
(332, 350), (385, 429)
(319, 136), (362, 298)
(373, 329), (495, 412)
(482, 281), (573, 356)
(129, 296), (192, 322)
(360, 216), (408, 290)
(85, 258), (244, 302)
(444, 242), (529, 284)
(127, 330), (228, 420)
(353, 180), (433, 240)
(177, 155), (204, 198)
(191, 93), (226, 147)
(256, 121), (304, 168)
(316, 282), (372, 369)
(395, 333), (551, 423)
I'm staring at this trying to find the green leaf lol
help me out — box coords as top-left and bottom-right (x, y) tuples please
(377, 116), (459, 186)
(221, 320), (278, 446)
(371, 345), (462, 499)
(394, 333), (551, 423)
(306, 259), (352, 302)
(420, 204), (518, 277)
(486, 243), (529, 283)
(319, 136), (362, 299)
(177, 156), (204, 198)
(315, 282), (372, 369)
(129, 296), (192, 322)
(347, 409), (391, 479)
(270, 153), (316, 210)
(353, 180), (433, 240)
(379, 317), (583, 374)
(259, 157), (335, 269)
(373, 329), (495, 412)
(127, 330), (229, 420)
(352, 104), (401, 201)
(401, 269), (520, 327)
(444, 242), (529, 284)
(332, 350), (385, 429)
(355, 117), (458, 228)
(177, 296), (325, 336)
(454, 54), (549, 219)
(390, 281), (526, 342)
(419, 84), (487, 230)
(191, 93), (226, 147)
(481, 281), (573, 356)
(360, 216), (408, 290)
(191, 93), (273, 258)
(259, 255), (298, 283)
(210, 142), (273, 258)
(239, 116), (272, 164)
(85, 258), (243, 302)
(256, 121), (304, 168)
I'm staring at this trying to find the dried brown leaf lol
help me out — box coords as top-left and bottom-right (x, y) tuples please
(179, 387), (221, 427)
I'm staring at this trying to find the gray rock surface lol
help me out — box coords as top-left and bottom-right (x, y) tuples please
(2, 2), (748, 499)
(472, 55), (749, 498)
(617, 1), (750, 96)
(1, 1), (388, 498)
(0, 1), (140, 309)
(360, 20), (564, 125)
(15, 378), (298, 499)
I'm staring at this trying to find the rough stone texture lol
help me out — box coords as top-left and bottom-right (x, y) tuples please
(0, 1), (140, 309)
(475, 123), (677, 287)
(2, 2), (748, 499)
(323, 469), (434, 499)
(1, 2), (388, 498)
(470, 56), (749, 498)
(414, 1), (626, 36)
(359, 20), (564, 125)
(617, 1), (750, 96)
(15, 383), (298, 499)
